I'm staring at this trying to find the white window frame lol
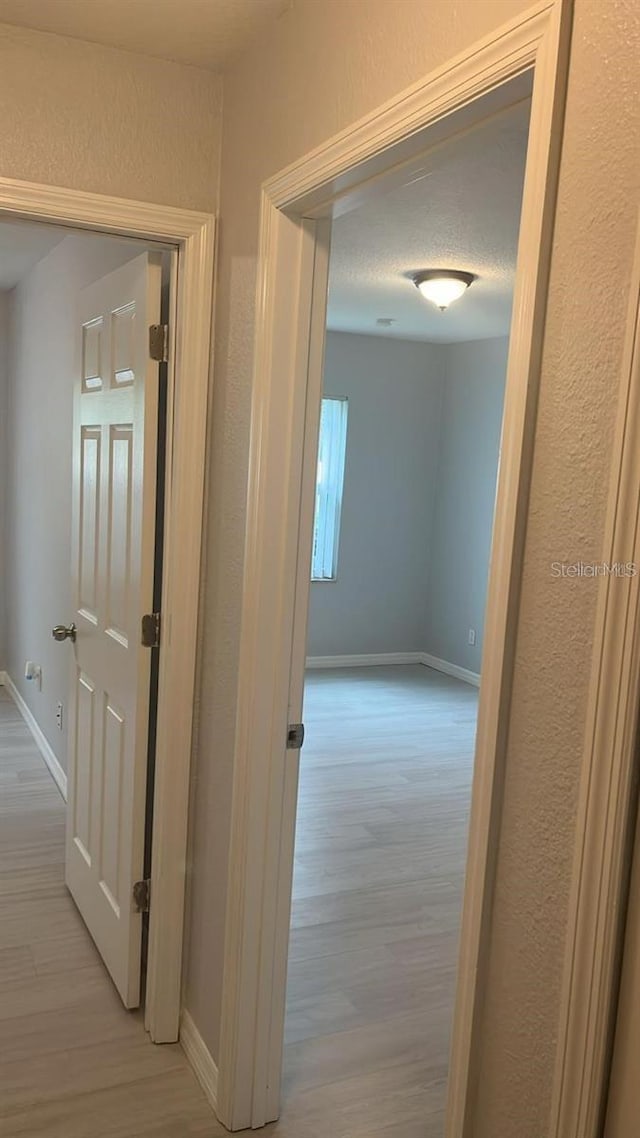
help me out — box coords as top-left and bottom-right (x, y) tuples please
(311, 396), (348, 581)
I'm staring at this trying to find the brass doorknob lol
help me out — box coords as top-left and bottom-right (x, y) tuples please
(52, 623), (76, 643)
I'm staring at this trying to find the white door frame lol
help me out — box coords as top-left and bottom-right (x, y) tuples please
(0, 175), (215, 1044)
(216, 1), (573, 1132)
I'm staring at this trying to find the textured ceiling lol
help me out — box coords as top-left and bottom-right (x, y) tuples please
(0, 0), (289, 71)
(327, 101), (530, 344)
(0, 220), (64, 288)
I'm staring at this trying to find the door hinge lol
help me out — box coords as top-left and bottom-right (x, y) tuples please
(141, 612), (161, 649)
(287, 723), (305, 750)
(149, 323), (169, 362)
(133, 878), (151, 913)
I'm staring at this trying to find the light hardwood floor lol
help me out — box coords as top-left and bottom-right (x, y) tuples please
(0, 667), (476, 1138)
(280, 665), (477, 1137)
(0, 686), (221, 1138)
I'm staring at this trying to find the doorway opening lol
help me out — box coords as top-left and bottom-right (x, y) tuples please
(215, 5), (570, 1131)
(0, 185), (215, 1130)
(280, 98), (529, 1132)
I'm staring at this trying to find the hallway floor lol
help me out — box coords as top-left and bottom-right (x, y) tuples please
(280, 664), (478, 1137)
(0, 686), (218, 1138)
(0, 665), (477, 1138)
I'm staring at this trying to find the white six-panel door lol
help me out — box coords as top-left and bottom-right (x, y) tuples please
(65, 253), (162, 1008)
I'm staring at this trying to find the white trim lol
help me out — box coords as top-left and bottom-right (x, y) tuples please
(143, 211), (216, 1047)
(268, 6), (549, 214)
(217, 1), (571, 1132)
(306, 652), (423, 668)
(3, 672), (68, 801)
(420, 654), (481, 688)
(548, 212), (640, 1138)
(0, 175), (215, 1047)
(0, 671), (7, 685)
(180, 1010), (219, 1114)
(304, 652), (481, 687)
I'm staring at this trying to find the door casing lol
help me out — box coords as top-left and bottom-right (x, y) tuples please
(216, 1), (574, 1132)
(0, 177), (215, 1044)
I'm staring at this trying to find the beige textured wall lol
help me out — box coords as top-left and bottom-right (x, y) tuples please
(185, 0), (640, 1133)
(474, 1), (639, 1131)
(0, 23), (222, 210)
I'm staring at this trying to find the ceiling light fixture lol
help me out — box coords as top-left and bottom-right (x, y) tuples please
(413, 269), (476, 311)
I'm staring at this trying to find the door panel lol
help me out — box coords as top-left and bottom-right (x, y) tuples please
(105, 424), (133, 642)
(79, 426), (101, 619)
(66, 253), (162, 1008)
(73, 671), (96, 864)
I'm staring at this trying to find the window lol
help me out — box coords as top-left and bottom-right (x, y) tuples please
(311, 397), (348, 581)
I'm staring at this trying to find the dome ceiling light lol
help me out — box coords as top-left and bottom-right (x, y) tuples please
(413, 269), (477, 312)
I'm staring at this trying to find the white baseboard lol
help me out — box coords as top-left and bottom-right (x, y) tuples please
(0, 671), (7, 685)
(306, 652), (423, 669)
(420, 652), (481, 688)
(3, 673), (68, 800)
(305, 651), (480, 687)
(180, 1010), (219, 1114)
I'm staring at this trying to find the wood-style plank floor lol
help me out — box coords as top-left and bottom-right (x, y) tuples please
(279, 665), (477, 1137)
(0, 687), (220, 1138)
(0, 666), (476, 1138)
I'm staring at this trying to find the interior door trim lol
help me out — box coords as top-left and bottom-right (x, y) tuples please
(0, 174), (215, 1044)
(216, 1), (573, 1131)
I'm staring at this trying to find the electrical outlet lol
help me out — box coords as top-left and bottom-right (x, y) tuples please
(24, 661), (42, 690)
(468, 628), (476, 646)
(56, 702), (63, 731)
